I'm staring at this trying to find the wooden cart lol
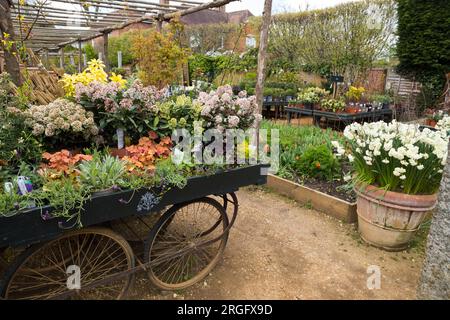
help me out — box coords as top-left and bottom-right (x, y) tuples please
(0, 165), (267, 299)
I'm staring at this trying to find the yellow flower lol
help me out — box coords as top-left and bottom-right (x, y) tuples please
(110, 72), (127, 88)
(60, 59), (108, 96)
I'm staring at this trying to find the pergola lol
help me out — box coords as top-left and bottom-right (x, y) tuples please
(6, 0), (238, 71)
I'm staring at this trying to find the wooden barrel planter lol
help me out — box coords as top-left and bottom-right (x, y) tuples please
(354, 184), (437, 251)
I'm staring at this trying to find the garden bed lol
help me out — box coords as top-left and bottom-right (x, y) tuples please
(266, 175), (357, 223)
(297, 177), (355, 203)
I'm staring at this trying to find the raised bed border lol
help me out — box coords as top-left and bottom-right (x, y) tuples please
(266, 174), (357, 223)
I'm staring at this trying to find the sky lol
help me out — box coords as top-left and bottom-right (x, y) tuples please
(226, 0), (360, 15)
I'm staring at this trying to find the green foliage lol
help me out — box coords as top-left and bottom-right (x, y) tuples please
(321, 98), (346, 112)
(0, 188), (33, 217)
(297, 87), (329, 104)
(261, 121), (345, 182)
(157, 94), (201, 136)
(32, 177), (90, 226)
(132, 20), (190, 88)
(370, 93), (393, 105)
(189, 54), (217, 82)
(108, 32), (135, 68)
(396, 0), (450, 109)
(266, 0), (397, 80)
(296, 145), (341, 181)
(78, 153), (127, 191)
(83, 43), (97, 61)
(111, 67), (127, 76)
(189, 49), (258, 84)
(0, 74), (43, 171)
(154, 158), (187, 190)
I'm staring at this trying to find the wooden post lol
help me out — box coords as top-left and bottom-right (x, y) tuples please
(157, 0), (168, 32)
(70, 54), (75, 66)
(83, 53), (87, 68)
(156, 17), (163, 32)
(0, 0), (22, 85)
(117, 51), (122, 69)
(78, 40), (82, 72)
(59, 47), (65, 69)
(255, 0), (272, 115)
(103, 32), (110, 71)
(44, 49), (49, 68)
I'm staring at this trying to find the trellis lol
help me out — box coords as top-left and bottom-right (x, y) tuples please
(7, 0), (237, 71)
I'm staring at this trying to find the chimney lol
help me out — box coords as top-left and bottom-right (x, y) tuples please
(218, 5), (226, 13)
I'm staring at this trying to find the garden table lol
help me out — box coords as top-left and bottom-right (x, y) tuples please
(285, 107), (393, 129)
(262, 101), (290, 119)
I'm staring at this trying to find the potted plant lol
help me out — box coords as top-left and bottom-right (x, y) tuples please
(78, 153), (127, 197)
(297, 87), (329, 110)
(320, 98), (346, 113)
(335, 121), (448, 250)
(345, 86), (365, 104)
(425, 111), (444, 127)
(345, 103), (360, 114)
(371, 94), (393, 110)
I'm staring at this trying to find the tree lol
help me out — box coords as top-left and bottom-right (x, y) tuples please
(266, 0), (396, 82)
(255, 0), (273, 114)
(131, 19), (190, 88)
(0, 0), (22, 85)
(397, 0), (450, 109)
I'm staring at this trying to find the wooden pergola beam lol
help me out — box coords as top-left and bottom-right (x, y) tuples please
(11, 0), (239, 56)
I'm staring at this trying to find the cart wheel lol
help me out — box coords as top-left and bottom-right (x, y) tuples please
(144, 197), (229, 290)
(0, 227), (135, 300)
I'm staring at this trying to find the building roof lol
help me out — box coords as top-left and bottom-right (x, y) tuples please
(227, 10), (254, 24)
(180, 9), (254, 25)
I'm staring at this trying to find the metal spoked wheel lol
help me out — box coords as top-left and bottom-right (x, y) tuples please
(0, 227), (135, 300)
(144, 197), (229, 290)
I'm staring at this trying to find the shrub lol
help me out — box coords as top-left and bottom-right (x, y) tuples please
(296, 145), (341, 181)
(261, 121), (345, 181)
(397, 0), (450, 109)
(0, 74), (43, 169)
(196, 85), (261, 131)
(22, 98), (99, 149)
(131, 22), (189, 88)
(108, 32), (135, 68)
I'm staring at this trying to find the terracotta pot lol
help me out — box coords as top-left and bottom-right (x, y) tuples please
(427, 119), (437, 127)
(354, 184), (437, 251)
(345, 106), (360, 114)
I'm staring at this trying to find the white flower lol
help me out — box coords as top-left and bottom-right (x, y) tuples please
(393, 167), (406, 177)
(382, 158), (389, 164)
(400, 175), (406, 180)
(417, 165), (424, 170)
(348, 154), (354, 162)
(331, 141), (341, 149)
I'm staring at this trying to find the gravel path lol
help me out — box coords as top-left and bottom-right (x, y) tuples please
(131, 187), (424, 300)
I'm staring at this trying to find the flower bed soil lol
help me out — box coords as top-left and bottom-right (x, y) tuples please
(301, 178), (356, 203)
